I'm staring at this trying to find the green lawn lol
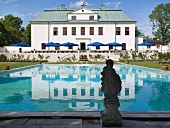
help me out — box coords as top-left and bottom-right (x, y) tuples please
(0, 62), (39, 71)
(0, 61), (105, 71)
(0, 61), (169, 71)
(128, 61), (170, 70)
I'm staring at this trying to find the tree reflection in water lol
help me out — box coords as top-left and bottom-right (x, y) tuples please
(149, 80), (170, 110)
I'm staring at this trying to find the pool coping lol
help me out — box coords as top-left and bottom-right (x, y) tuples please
(0, 64), (40, 73)
(119, 62), (170, 73)
(0, 111), (170, 119)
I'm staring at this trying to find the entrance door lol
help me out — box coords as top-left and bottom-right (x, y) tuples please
(80, 42), (86, 51)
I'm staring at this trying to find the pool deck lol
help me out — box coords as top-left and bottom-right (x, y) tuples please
(0, 111), (170, 128)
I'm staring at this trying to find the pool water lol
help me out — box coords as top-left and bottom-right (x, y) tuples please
(0, 64), (170, 111)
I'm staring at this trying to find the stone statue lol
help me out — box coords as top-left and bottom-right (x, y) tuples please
(100, 59), (122, 127)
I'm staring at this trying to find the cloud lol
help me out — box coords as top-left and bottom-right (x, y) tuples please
(69, 0), (88, 7)
(12, 12), (41, 27)
(0, 16), (4, 19)
(103, 1), (121, 9)
(0, 0), (19, 4)
(137, 20), (153, 37)
(135, 9), (154, 38)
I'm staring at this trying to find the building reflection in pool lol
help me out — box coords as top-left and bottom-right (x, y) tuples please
(4, 64), (170, 111)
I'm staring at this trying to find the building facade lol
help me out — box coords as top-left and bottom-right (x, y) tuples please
(30, 4), (142, 51)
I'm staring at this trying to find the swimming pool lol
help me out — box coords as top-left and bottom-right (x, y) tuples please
(0, 64), (170, 111)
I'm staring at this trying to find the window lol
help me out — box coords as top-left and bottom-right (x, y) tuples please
(63, 27), (67, 35)
(147, 46), (151, 49)
(90, 27), (94, 35)
(125, 27), (129, 35)
(116, 27), (120, 35)
(98, 27), (103, 35)
(89, 16), (94, 20)
(81, 27), (85, 35)
(156, 44), (160, 49)
(109, 46), (113, 50)
(63, 88), (68, 96)
(71, 16), (76, 20)
(72, 88), (76, 95)
(122, 43), (126, 50)
(98, 88), (103, 96)
(96, 46), (100, 49)
(55, 43), (60, 50)
(42, 43), (45, 49)
(53, 27), (58, 35)
(54, 88), (58, 97)
(68, 46), (73, 49)
(72, 27), (76, 35)
(72, 102), (77, 107)
(81, 89), (85, 96)
(90, 88), (94, 96)
(125, 88), (129, 96)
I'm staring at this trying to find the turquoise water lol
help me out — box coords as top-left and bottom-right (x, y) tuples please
(0, 64), (170, 111)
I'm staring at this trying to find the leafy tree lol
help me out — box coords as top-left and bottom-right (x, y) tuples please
(135, 26), (144, 36)
(1, 14), (23, 30)
(149, 3), (170, 45)
(0, 14), (24, 45)
(0, 22), (9, 46)
(22, 24), (31, 45)
(5, 26), (21, 45)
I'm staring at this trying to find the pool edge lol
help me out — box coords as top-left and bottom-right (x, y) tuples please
(0, 111), (170, 119)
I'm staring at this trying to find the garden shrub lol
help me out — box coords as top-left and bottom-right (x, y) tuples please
(0, 54), (7, 62)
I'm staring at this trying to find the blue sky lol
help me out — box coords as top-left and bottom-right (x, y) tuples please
(0, 0), (169, 37)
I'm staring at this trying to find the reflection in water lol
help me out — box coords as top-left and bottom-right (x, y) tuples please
(149, 81), (170, 110)
(5, 93), (23, 104)
(0, 64), (170, 111)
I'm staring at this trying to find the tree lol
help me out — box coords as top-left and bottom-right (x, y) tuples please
(149, 3), (170, 45)
(0, 22), (9, 46)
(1, 14), (23, 30)
(0, 14), (24, 45)
(135, 26), (144, 37)
(22, 24), (31, 45)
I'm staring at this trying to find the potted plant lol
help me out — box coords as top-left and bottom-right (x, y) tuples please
(162, 64), (168, 70)
(4, 65), (10, 70)
(121, 52), (130, 64)
(125, 60), (129, 64)
(38, 54), (44, 64)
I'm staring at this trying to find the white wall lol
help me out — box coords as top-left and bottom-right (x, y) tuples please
(31, 22), (136, 51)
(4, 46), (31, 53)
(135, 36), (143, 50)
(2, 52), (122, 62)
(116, 23), (136, 50)
(31, 24), (49, 50)
(0, 47), (6, 52)
(138, 45), (169, 52)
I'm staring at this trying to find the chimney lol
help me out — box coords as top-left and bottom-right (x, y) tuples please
(101, 4), (105, 10)
(60, 4), (65, 9)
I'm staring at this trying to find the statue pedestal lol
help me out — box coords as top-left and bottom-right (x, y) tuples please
(100, 100), (122, 127)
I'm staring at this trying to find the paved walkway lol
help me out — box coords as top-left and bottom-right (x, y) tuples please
(0, 118), (170, 128)
(0, 111), (170, 128)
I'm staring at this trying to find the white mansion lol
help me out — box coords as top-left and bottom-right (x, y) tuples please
(30, 4), (143, 51)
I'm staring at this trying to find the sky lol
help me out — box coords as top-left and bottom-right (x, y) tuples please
(0, 0), (169, 37)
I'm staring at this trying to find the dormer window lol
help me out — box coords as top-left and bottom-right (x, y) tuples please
(89, 16), (94, 20)
(71, 16), (76, 20)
